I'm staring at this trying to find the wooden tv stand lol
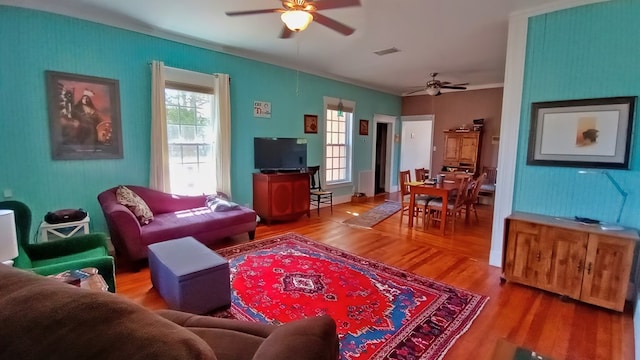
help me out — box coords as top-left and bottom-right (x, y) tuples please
(253, 172), (310, 225)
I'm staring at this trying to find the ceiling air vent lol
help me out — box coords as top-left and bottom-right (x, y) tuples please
(373, 47), (400, 56)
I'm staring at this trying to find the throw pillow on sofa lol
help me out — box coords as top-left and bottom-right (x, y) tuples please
(206, 195), (240, 212)
(116, 185), (154, 225)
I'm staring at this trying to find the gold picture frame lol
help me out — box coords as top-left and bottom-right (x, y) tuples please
(359, 119), (369, 136)
(304, 114), (318, 134)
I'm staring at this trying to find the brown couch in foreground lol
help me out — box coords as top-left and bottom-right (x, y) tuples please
(0, 265), (339, 360)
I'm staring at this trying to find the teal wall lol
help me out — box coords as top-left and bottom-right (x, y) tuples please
(514, 0), (640, 228)
(0, 6), (401, 237)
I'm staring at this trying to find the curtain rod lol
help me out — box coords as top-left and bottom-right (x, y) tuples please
(147, 62), (230, 81)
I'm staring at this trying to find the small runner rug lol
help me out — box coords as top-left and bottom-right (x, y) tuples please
(343, 200), (402, 228)
(214, 233), (488, 360)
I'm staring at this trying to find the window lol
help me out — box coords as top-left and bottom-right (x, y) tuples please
(164, 81), (216, 195)
(324, 99), (353, 185)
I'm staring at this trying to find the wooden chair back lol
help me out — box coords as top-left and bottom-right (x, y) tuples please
(468, 173), (487, 204)
(308, 165), (322, 190)
(415, 168), (429, 181)
(399, 170), (411, 198)
(482, 167), (497, 185)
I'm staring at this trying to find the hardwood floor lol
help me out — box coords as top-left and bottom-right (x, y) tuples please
(116, 193), (634, 360)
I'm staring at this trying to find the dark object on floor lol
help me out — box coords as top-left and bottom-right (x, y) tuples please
(0, 265), (340, 360)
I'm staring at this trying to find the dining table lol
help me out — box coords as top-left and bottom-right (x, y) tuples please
(408, 181), (459, 235)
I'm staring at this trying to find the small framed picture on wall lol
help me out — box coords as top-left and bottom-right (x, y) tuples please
(304, 114), (318, 134)
(359, 119), (369, 135)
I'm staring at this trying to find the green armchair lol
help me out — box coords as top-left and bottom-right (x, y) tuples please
(0, 200), (116, 292)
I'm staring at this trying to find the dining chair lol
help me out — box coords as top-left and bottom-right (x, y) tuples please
(399, 170), (428, 226)
(308, 165), (333, 215)
(478, 167), (497, 204)
(415, 168), (429, 181)
(463, 173), (487, 223)
(425, 176), (471, 234)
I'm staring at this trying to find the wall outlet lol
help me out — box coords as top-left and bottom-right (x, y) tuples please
(3, 189), (12, 198)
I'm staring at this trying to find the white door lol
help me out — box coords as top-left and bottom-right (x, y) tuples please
(400, 115), (434, 179)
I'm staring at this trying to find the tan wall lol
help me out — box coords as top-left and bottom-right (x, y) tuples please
(401, 87), (503, 175)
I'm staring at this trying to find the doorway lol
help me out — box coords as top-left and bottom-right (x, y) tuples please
(372, 114), (396, 195)
(399, 115), (434, 177)
(374, 122), (388, 194)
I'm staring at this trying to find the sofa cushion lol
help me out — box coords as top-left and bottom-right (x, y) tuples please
(140, 206), (257, 246)
(0, 265), (215, 360)
(116, 185), (154, 225)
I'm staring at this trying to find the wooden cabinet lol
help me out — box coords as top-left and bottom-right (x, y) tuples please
(442, 131), (481, 174)
(253, 172), (310, 225)
(503, 212), (637, 312)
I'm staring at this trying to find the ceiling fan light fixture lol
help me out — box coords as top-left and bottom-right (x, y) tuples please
(426, 87), (440, 96)
(281, 10), (313, 32)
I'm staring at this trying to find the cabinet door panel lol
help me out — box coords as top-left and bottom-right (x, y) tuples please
(542, 227), (587, 298)
(271, 181), (293, 217)
(292, 178), (311, 213)
(443, 134), (459, 162)
(458, 135), (478, 163)
(504, 221), (540, 286)
(581, 234), (635, 311)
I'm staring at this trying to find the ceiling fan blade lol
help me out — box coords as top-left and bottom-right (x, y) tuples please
(441, 85), (467, 90)
(405, 88), (427, 95)
(312, 13), (355, 36)
(279, 26), (294, 39)
(225, 8), (282, 16)
(312, 0), (361, 10)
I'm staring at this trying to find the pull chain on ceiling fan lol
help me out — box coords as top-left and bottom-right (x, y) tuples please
(226, 0), (361, 39)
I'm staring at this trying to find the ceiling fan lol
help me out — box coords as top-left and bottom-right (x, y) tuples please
(407, 73), (468, 96)
(225, 0), (361, 39)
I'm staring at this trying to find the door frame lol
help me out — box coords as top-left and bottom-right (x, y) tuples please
(372, 114), (397, 193)
(399, 114), (434, 177)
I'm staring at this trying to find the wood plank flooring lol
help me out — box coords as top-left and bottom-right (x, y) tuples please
(116, 193), (634, 360)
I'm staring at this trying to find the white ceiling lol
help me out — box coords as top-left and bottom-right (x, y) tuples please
(3, 0), (597, 95)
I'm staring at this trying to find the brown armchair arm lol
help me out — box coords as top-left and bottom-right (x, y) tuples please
(253, 315), (339, 360)
(155, 310), (275, 339)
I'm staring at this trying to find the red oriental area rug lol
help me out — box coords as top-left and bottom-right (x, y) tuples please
(214, 233), (488, 360)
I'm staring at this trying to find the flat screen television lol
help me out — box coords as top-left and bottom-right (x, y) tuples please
(254, 137), (307, 172)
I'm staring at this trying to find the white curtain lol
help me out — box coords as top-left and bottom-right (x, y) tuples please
(149, 60), (171, 192)
(214, 73), (232, 198)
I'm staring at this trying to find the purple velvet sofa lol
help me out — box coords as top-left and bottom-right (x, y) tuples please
(97, 186), (256, 264)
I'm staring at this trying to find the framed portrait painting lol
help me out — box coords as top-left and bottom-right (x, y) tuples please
(527, 96), (636, 169)
(46, 71), (123, 160)
(304, 114), (318, 134)
(359, 119), (369, 135)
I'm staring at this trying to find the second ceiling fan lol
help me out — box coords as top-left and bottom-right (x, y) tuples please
(226, 0), (361, 39)
(407, 73), (468, 96)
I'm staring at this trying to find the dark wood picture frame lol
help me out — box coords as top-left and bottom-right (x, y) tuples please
(46, 70), (123, 160)
(359, 119), (369, 136)
(527, 96), (636, 169)
(304, 114), (318, 134)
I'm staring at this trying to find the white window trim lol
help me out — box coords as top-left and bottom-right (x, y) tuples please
(322, 96), (355, 189)
(163, 66), (217, 195)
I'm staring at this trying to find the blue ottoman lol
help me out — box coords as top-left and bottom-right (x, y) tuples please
(148, 237), (230, 314)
